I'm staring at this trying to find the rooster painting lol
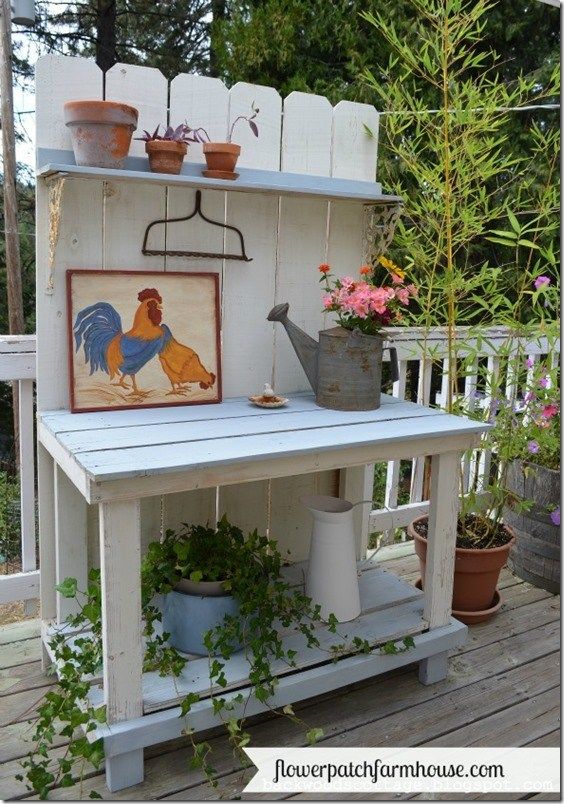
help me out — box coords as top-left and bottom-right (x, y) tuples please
(69, 271), (220, 412)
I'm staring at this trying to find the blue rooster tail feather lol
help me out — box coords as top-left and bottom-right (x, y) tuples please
(73, 302), (123, 375)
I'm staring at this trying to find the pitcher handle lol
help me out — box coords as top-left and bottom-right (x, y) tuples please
(385, 346), (399, 383)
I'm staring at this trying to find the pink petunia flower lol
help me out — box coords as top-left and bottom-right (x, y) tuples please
(534, 275), (551, 289)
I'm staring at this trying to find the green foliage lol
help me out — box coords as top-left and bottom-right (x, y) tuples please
(21, 569), (105, 799)
(0, 471), (21, 566)
(361, 0), (559, 334)
(24, 517), (416, 796)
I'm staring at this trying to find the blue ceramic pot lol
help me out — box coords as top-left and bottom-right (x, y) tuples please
(162, 587), (241, 656)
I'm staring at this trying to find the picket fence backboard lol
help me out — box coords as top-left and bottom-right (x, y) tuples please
(35, 55), (380, 566)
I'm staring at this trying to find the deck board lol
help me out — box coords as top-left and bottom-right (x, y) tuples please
(0, 556), (559, 801)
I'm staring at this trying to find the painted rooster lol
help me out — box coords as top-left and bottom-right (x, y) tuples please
(73, 288), (215, 397)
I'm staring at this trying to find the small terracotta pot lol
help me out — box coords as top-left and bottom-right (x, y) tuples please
(145, 140), (188, 175)
(409, 515), (515, 618)
(203, 142), (241, 173)
(64, 100), (138, 169)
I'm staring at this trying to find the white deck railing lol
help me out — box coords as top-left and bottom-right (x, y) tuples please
(370, 326), (559, 541)
(0, 334), (39, 605)
(0, 328), (558, 604)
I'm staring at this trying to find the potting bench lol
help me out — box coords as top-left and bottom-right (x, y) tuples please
(35, 55), (489, 791)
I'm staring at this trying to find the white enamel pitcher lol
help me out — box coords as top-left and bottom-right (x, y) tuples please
(300, 494), (362, 623)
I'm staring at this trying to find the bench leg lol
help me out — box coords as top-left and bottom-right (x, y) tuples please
(106, 749), (144, 792)
(419, 651), (448, 685)
(99, 499), (144, 790)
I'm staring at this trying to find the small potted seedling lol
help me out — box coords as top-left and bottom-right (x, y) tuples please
(187, 102), (260, 179)
(136, 123), (197, 175)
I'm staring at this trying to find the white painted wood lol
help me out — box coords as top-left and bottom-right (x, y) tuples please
(339, 465), (375, 559)
(218, 81), (282, 535)
(170, 74), (229, 164)
(37, 443), (56, 638)
(105, 63), (166, 159)
(99, 63), (169, 567)
(54, 465), (88, 622)
(418, 650), (449, 685)
(18, 379), (36, 573)
(99, 499), (143, 724)
(0, 570), (40, 604)
(383, 358), (408, 542)
(0, 333), (36, 352)
(281, 91), (332, 176)
(85, 620), (467, 756)
(55, 399), (439, 453)
(106, 748), (144, 792)
(0, 350), (35, 380)
(423, 451), (461, 629)
(327, 99), (380, 558)
(410, 357), (433, 503)
(476, 355), (500, 490)
(73, 432), (482, 505)
(161, 490), (215, 535)
(462, 359), (478, 491)
(35, 55), (102, 153)
(331, 100), (379, 180)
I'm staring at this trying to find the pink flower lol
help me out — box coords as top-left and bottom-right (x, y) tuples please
(550, 508), (560, 527)
(406, 284), (418, 297)
(391, 273), (403, 285)
(542, 404), (558, 419)
(322, 294), (334, 309)
(340, 276), (355, 289)
(527, 440), (539, 454)
(394, 287), (410, 305)
(539, 376), (549, 388)
(534, 275), (551, 289)
(525, 357), (535, 369)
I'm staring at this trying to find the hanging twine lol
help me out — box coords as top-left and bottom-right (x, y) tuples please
(47, 177), (65, 293)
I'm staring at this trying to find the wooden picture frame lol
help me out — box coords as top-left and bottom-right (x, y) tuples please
(67, 269), (222, 413)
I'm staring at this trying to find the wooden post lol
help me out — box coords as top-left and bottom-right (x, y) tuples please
(0, 0), (24, 466)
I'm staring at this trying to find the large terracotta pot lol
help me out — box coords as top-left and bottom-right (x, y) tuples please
(203, 142), (241, 173)
(64, 100), (138, 169)
(145, 140), (187, 174)
(409, 515), (515, 622)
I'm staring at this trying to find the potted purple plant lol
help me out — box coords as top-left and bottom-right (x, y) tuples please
(187, 102), (260, 179)
(136, 123), (197, 175)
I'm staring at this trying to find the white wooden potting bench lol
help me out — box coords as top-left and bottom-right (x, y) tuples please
(35, 55), (489, 791)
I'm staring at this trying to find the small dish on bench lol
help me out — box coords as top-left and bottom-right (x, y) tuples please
(249, 383), (288, 408)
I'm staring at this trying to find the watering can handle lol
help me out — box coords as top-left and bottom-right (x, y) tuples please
(385, 346), (399, 384)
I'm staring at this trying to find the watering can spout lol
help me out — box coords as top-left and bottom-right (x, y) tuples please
(267, 303), (319, 392)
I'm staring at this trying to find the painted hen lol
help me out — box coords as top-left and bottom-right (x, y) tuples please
(73, 287), (215, 397)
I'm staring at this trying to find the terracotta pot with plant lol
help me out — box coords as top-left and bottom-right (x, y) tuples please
(187, 102), (260, 179)
(136, 123), (197, 174)
(64, 99), (138, 169)
(409, 305), (559, 624)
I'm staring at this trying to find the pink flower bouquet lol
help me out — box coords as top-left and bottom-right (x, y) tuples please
(318, 258), (417, 337)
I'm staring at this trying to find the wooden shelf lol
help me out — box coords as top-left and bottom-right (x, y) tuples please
(42, 560), (466, 755)
(36, 148), (402, 204)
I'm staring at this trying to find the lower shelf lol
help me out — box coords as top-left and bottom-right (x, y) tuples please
(42, 562), (468, 759)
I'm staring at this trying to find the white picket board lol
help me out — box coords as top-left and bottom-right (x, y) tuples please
(98, 64), (170, 557)
(383, 359), (408, 542)
(35, 56), (103, 635)
(331, 100), (379, 181)
(326, 99), (380, 556)
(170, 74), (230, 163)
(218, 81), (283, 535)
(35, 54), (102, 153)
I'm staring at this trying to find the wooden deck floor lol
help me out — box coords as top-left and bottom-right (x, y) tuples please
(0, 551), (560, 801)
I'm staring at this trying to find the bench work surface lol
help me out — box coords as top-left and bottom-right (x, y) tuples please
(37, 392), (486, 501)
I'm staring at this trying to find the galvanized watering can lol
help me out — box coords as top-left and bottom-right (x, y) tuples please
(267, 303), (399, 411)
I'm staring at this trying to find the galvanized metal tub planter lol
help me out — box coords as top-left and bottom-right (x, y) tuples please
(267, 303), (399, 411)
(162, 583), (241, 656)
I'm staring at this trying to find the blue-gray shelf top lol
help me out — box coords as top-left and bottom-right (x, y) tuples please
(36, 149), (403, 205)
